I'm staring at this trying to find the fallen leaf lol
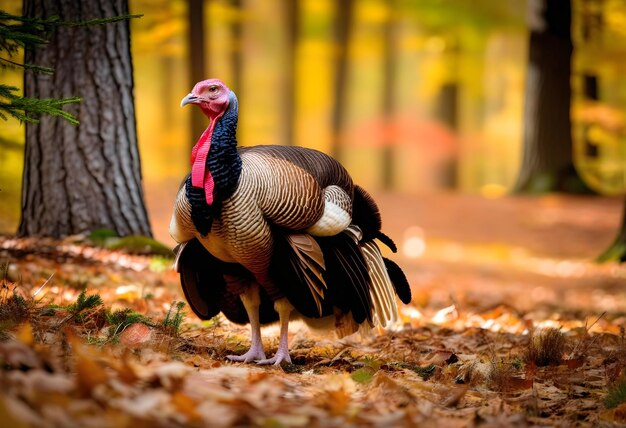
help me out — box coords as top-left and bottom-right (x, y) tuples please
(152, 362), (189, 391)
(440, 385), (469, 408)
(425, 350), (458, 366)
(171, 391), (200, 422)
(615, 403), (626, 423)
(67, 331), (109, 397)
(16, 323), (34, 346)
(0, 396), (40, 428)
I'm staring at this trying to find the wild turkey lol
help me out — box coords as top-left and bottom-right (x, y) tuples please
(170, 79), (411, 365)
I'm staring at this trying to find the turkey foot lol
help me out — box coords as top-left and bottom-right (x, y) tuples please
(227, 343), (266, 363)
(257, 346), (292, 366)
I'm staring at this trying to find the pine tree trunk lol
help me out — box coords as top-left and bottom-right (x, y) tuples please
(437, 82), (459, 188)
(381, 0), (396, 190)
(329, 0), (353, 161)
(599, 196), (626, 262)
(187, 0), (208, 145)
(20, 0), (152, 238)
(283, 0), (299, 146)
(230, 0), (243, 97)
(515, 0), (590, 193)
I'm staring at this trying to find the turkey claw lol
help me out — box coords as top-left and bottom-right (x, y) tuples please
(226, 347), (266, 363)
(256, 351), (292, 366)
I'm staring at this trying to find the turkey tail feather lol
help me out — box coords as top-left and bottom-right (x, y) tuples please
(383, 257), (412, 304)
(376, 231), (397, 253)
(316, 226), (373, 325)
(352, 185), (382, 241)
(270, 232), (334, 318)
(286, 234), (327, 316)
(361, 241), (399, 327)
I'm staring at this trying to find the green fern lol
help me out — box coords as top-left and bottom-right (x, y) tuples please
(67, 290), (103, 315)
(105, 308), (150, 338)
(605, 378), (626, 409)
(161, 301), (186, 336)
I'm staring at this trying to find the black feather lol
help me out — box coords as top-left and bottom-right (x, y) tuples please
(177, 238), (224, 320)
(376, 231), (397, 253)
(317, 232), (373, 324)
(352, 185), (382, 241)
(177, 238), (278, 324)
(269, 231), (334, 318)
(383, 257), (412, 304)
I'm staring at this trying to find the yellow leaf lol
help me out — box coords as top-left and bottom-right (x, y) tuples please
(16, 323), (33, 346)
(0, 396), (35, 428)
(171, 391), (200, 422)
(67, 330), (109, 397)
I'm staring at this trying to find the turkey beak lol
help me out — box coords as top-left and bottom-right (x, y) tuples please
(180, 93), (200, 107)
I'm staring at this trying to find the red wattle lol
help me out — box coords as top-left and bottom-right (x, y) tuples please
(190, 112), (223, 205)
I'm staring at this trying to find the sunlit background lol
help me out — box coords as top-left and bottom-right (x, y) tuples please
(1, 0), (626, 248)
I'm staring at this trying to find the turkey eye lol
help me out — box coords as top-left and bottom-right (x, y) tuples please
(208, 86), (218, 93)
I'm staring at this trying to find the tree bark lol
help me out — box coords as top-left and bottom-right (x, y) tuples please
(230, 0), (243, 97)
(515, 0), (590, 193)
(599, 197), (626, 262)
(381, 0), (396, 190)
(187, 0), (209, 144)
(437, 82), (459, 188)
(329, 0), (353, 162)
(20, 0), (152, 238)
(283, 0), (299, 146)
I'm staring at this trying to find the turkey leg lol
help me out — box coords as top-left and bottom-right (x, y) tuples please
(257, 298), (293, 366)
(226, 284), (266, 362)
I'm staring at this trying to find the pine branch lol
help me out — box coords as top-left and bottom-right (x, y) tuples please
(0, 57), (54, 74)
(0, 84), (80, 125)
(0, 10), (56, 54)
(0, 9), (141, 125)
(60, 14), (143, 27)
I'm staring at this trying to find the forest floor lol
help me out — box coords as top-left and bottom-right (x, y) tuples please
(1, 192), (626, 427)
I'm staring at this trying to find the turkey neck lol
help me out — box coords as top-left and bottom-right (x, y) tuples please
(205, 95), (242, 201)
(186, 92), (242, 236)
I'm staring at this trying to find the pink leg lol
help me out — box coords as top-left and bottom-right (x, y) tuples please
(257, 299), (293, 366)
(227, 285), (266, 362)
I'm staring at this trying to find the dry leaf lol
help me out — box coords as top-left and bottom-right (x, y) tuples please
(16, 323), (34, 346)
(0, 396), (41, 428)
(112, 352), (140, 385)
(171, 391), (200, 422)
(152, 362), (189, 391)
(440, 385), (469, 408)
(314, 375), (355, 416)
(68, 332), (109, 397)
(615, 403), (626, 423)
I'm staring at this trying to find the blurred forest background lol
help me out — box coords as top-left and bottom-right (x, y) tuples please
(1, 0), (626, 246)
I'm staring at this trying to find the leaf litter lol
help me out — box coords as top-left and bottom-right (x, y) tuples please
(1, 229), (626, 427)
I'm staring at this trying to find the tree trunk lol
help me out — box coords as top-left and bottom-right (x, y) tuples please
(581, 0), (603, 158)
(437, 82), (459, 188)
(598, 197), (626, 262)
(187, 0), (208, 144)
(230, 0), (243, 97)
(515, 0), (590, 193)
(381, 0), (396, 190)
(329, 0), (354, 162)
(283, 0), (299, 146)
(20, 0), (152, 238)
